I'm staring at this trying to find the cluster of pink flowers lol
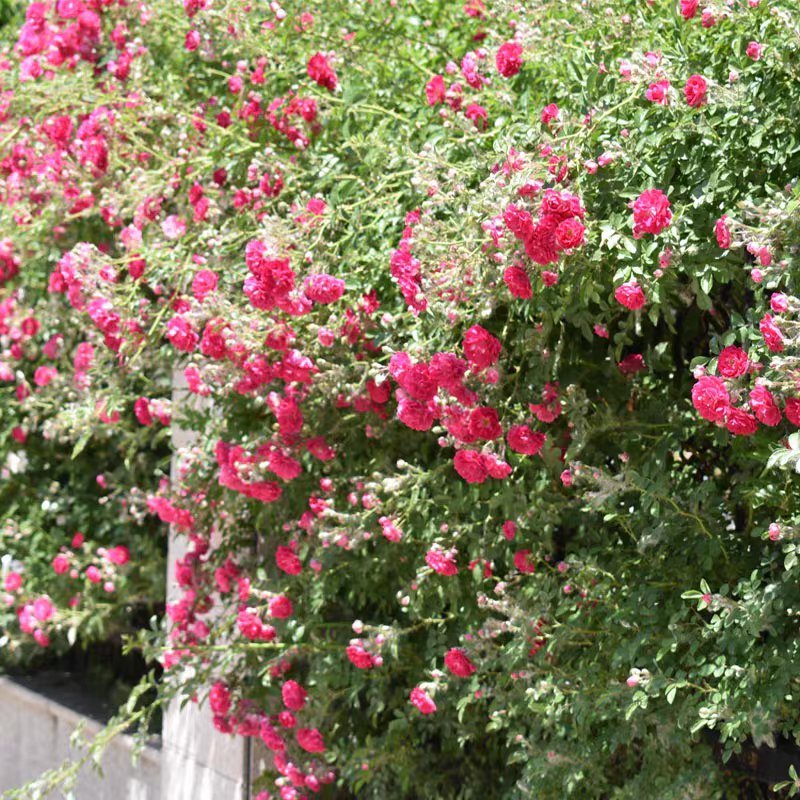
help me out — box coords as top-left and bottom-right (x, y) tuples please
(691, 301), (800, 437)
(307, 52), (338, 92)
(503, 188), (587, 270)
(680, 0), (762, 27)
(615, 281), (646, 311)
(620, 50), (710, 110)
(384, 327), (561, 486)
(631, 189), (672, 238)
(390, 209), (426, 313)
(713, 210), (780, 284)
(495, 41), (523, 77)
(4, 527), (133, 647)
(244, 241), (344, 316)
(15, 0), (134, 80)
(207, 676), (335, 791)
(0, 0), (792, 794)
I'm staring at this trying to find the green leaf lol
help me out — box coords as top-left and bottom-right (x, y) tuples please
(71, 431), (91, 459)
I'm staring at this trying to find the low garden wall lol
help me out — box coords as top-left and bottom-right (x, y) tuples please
(0, 676), (161, 799)
(0, 676), (247, 799)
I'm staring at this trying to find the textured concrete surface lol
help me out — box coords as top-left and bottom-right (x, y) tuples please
(160, 698), (245, 800)
(0, 676), (160, 799)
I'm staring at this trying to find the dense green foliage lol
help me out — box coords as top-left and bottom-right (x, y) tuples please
(2, 0), (800, 798)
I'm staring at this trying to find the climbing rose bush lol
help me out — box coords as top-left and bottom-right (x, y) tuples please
(0, 290), (165, 664)
(3, 0), (800, 798)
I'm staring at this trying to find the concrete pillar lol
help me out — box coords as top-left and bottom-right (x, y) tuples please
(161, 369), (246, 800)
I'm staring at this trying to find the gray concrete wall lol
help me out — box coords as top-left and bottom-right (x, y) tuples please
(0, 676), (160, 799)
(160, 699), (245, 800)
